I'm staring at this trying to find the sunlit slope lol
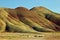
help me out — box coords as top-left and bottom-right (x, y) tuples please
(0, 19), (6, 32)
(30, 6), (60, 31)
(16, 7), (56, 31)
(30, 6), (60, 17)
(0, 8), (8, 32)
(0, 6), (60, 33)
(0, 8), (37, 33)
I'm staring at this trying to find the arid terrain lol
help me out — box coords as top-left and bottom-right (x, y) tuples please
(0, 32), (60, 40)
(0, 6), (60, 40)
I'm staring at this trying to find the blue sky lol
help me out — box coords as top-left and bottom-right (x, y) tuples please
(0, 0), (60, 13)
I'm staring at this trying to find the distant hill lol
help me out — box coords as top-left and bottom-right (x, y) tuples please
(0, 6), (60, 33)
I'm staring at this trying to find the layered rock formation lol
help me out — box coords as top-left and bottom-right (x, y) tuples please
(0, 6), (60, 33)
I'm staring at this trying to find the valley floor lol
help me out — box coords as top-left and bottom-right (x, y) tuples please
(0, 32), (60, 40)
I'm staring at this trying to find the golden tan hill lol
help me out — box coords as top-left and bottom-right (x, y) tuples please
(30, 6), (60, 17)
(0, 6), (60, 33)
(0, 8), (38, 33)
(30, 6), (60, 31)
(15, 7), (59, 31)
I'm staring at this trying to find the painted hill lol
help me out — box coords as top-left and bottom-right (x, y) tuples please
(30, 6), (60, 31)
(0, 6), (60, 33)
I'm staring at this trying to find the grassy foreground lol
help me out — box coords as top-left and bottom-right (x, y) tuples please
(0, 32), (60, 40)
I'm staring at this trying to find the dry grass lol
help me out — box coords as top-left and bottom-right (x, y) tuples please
(0, 32), (60, 40)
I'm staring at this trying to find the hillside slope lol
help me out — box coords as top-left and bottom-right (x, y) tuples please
(30, 6), (60, 31)
(0, 6), (60, 33)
